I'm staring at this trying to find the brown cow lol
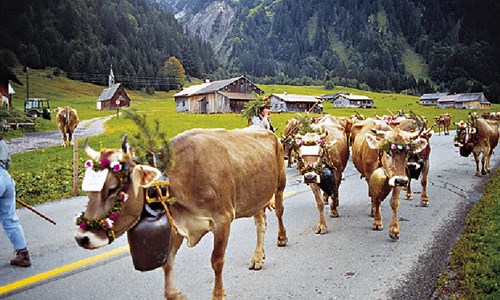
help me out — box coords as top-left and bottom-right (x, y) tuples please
(454, 118), (499, 176)
(55, 106), (79, 146)
(281, 118), (300, 168)
(294, 115), (350, 234)
(74, 128), (288, 300)
(352, 122), (428, 240)
(434, 113), (452, 135)
(401, 122), (434, 207)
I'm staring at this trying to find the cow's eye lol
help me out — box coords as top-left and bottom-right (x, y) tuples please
(107, 187), (118, 197)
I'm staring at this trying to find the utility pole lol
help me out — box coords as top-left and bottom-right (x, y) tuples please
(25, 67), (30, 100)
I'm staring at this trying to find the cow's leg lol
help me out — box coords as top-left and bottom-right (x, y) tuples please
(329, 192), (339, 218)
(211, 220), (231, 300)
(481, 151), (488, 175)
(68, 129), (74, 145)
(61, 130), (68, 147)
(485, 148), (493, 174)
(286, 149), (293, 168)
(273, 189), (288, 247)
(311, 184), (327, 234)
(388, 187), (402, 240)
(249, 209), (267, 270)
(473, 151), (481, 176)
(329, 175), (341, 217)
(371, 196), (383, 231)
(405, 179), (413, 200)
(163, 233), (185, 300)
(420, 160), (430, 206)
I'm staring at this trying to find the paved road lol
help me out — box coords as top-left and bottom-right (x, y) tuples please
(6, 116), (113, 154)
(0, 132), (497, 300)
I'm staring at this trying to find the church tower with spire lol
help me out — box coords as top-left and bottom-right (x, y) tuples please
(108, 65), (115, 88)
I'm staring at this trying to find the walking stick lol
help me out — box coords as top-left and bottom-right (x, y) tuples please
(16, 198), (57, 225)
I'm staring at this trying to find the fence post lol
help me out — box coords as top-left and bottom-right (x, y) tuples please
(73, 138), (79, 196)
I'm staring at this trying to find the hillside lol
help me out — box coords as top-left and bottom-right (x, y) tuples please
(0, 0), (219, 91)
(158, 0), (500, 101)
(1, 0), (499, 101)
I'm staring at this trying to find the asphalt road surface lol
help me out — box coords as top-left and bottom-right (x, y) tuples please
(1, 132), (497, 300)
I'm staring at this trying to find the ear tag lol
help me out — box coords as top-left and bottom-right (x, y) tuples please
(82, 168), (109, 192)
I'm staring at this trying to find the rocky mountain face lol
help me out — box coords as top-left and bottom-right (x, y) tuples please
(155, 0), (236, 61)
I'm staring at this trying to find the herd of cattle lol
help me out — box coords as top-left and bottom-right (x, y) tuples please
(71, 109), (499, 300)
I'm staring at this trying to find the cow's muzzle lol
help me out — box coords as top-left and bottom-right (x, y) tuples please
(303, 172), (320, 184)
(388, 176), (408, 187)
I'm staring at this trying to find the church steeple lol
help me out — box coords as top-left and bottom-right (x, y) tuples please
(108, 65), (115, 87)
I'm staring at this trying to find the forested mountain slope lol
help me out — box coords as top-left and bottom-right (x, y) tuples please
(0, 0), (219, 91)
(158, 0), (500, 101)
(1, 0), (498, 100)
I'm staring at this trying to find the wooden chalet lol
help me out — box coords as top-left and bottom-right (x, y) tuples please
(174, 76), (263, 114)
(437, 92), (490, 109)
(0, 64), (22, 109)
(322, 93), (373, 108)
(96, 66), (131, 110)
(419, 93), (448, 106)
(269, 93), (323, 113)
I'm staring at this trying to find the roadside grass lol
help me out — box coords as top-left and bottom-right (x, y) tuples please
(434, 168), (500, 299)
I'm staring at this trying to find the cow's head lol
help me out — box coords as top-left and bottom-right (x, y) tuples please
(295, 130), (334, 184)
(453, 121), (475, 157)
(366, 128), (428, 187)
(74, 136), (161, 249)
(281, 118), (300, 160)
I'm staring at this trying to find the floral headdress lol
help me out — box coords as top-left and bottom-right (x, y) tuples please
(75, 157), (130, 243)
(379, 140), (416, 156)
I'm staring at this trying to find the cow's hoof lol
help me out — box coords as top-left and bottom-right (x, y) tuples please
(389, 232), (400, 240)
(372, 223), (383, 231)
(405, 194), (413, 200)
(212, 288), (226, 300)
(329, 210), (339, 218)
(249, 259), (263, 270)
(420, 200), (429, 207)
(166, 290), (185, 300)
(315, 225), (328, 234)
(277, 236), (288, 247)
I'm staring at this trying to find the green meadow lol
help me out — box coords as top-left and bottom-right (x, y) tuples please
(6, 68), (500, 298)
(7, 67), (500, 204)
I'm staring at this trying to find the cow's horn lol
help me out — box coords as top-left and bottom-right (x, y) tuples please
(84, 137), (100, 160)
(122, 134), (128, 154)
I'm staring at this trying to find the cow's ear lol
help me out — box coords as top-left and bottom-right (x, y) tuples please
(366, 133), (382, 149)
(412, 138), (428, 153)
(131, 165), (161, 187)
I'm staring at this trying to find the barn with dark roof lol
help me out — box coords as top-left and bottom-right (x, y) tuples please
(173, 76), (264, 113)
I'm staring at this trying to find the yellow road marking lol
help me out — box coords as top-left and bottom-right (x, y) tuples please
(0, 245), (130, 295)
(0, 191), (297, 295)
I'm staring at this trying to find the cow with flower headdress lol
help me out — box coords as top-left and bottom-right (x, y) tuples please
(294, 114), (350, 234)
(351, 119), (428, 240)
(74, 127), (288, 300)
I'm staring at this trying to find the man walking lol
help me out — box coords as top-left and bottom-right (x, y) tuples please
(0, 135), (31, 267)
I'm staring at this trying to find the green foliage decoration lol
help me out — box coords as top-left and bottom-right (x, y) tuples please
(123, 109), (174, 175)
(241, 95), (271, 120)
